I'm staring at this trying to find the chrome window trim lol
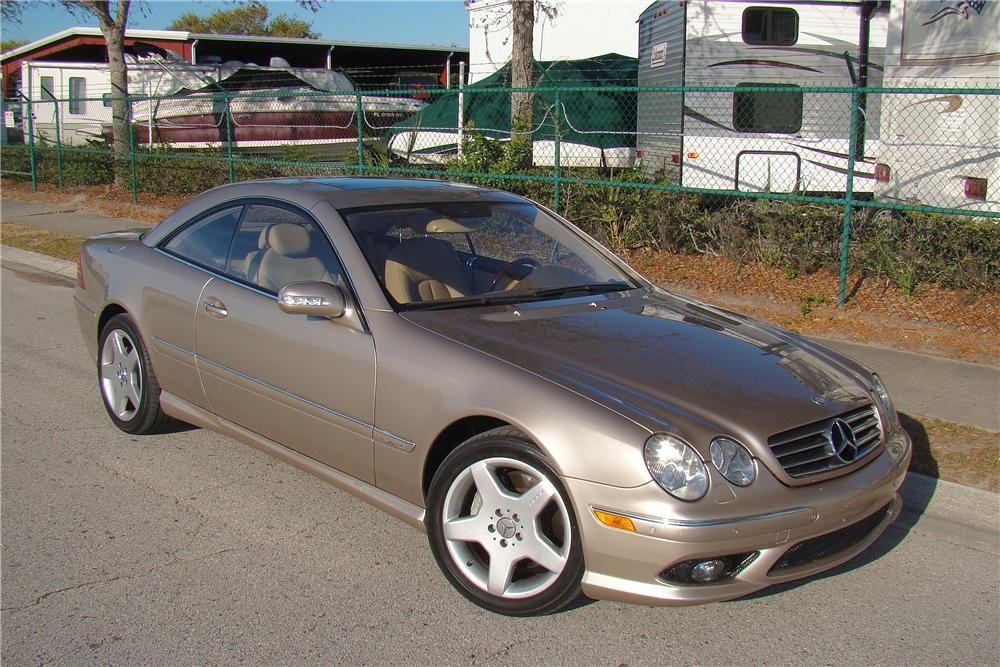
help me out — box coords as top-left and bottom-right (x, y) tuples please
(590, 504), (812, 528)
(150, 335), (415, 450)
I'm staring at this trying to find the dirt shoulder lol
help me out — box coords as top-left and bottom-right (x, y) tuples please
(627, 250), (999, 366)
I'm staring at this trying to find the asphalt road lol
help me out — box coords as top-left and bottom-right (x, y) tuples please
(2, 259), (998, 666)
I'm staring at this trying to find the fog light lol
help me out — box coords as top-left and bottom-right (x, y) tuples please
(691, 559), (726, 583)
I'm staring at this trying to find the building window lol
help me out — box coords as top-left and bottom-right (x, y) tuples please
(102, 93), (114, 108)
(742, 7), (798, 46)
(69, 77), (86, 114)
(733, 83), (803, 133)
(40, 76), (55, 101)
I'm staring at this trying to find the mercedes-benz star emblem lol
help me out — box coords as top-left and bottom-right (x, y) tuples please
(826, 418), (858, 462)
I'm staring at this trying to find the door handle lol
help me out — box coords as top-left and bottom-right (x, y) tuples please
(203, 298), (228, 318)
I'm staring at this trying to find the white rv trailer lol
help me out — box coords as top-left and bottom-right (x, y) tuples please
(874, 0), (999, 213)
(466, 0), (649, 83)
(636, 0), (888, 194)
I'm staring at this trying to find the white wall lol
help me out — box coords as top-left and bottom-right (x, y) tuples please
(466, 0), (648, 82)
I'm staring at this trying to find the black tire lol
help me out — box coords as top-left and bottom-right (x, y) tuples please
(426, 427), (585, 616)
(97, 314), (175, 435)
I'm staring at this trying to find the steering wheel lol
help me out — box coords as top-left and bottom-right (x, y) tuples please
(488, 257), (541, 291)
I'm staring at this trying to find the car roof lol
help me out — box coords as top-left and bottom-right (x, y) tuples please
(142, 177), (528, 247)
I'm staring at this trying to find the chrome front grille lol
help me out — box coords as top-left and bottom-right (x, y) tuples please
(767, 404), (882, 479)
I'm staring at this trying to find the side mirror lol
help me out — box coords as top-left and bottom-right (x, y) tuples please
(277, 281), (346, 319)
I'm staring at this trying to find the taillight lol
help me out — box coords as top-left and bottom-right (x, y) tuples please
(874, 163), (891, 183)
(965, 177), (987, 201)
(76, 256), (85, 289)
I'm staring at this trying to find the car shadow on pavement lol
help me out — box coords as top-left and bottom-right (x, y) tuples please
(734, 415), (937, 601)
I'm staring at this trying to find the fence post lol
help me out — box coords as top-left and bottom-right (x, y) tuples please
(52, 97), (63, 192)
(553, 88), (561, 213)
(457, 61), (466, 158)
(223, 92), (234, 183)
(355, 91), (365, 175)
(21, 93), (37, 191)
(838, 81), (862, 307)
(126, 90), (138, 203)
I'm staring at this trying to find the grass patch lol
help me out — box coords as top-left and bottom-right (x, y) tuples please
(902, 413), (999, 493)
(1, 220), (84, 261)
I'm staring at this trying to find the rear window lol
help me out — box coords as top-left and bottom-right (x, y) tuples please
(733, 83), (803, 134)
(742, 7), (798, 46)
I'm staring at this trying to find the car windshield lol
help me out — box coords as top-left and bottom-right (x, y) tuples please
(342, 201), (635, 310)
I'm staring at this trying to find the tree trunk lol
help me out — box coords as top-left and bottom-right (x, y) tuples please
(510, 0), (534, 148)
(85, 1), (132, 175)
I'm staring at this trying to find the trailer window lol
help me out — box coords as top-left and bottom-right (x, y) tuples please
(68, 77), (86, 114)
(742, 7), (798, 46)
(733, 83), (802, 133)
(40, 76), (55, 101)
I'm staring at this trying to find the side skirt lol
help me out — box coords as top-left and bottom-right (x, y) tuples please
(159, 391), (427, 532)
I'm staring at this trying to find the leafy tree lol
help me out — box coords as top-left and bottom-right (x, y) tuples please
(167, 1), (318, 38)
(1, 38), (28, 52)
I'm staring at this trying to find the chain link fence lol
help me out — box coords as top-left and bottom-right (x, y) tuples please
(2, 82), (997, 333)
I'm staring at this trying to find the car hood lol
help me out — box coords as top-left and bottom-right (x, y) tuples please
(403, 289), (874, 454)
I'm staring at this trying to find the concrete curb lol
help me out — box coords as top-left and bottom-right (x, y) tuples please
(2, 245), (76, 278)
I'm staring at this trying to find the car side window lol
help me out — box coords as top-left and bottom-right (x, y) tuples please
(228, 204), (345, 293)
(163, 206), (243, 272)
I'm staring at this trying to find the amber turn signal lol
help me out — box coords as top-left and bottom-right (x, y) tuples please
(593, 509), (636, 532)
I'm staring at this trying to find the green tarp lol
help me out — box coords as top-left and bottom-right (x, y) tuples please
(386, 53), (638, 150)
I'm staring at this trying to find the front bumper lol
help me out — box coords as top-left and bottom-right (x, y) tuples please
(566, 430), (911, 606)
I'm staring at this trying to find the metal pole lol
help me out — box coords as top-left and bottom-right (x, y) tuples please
(355, 91), (364, 175)
(838, 84), (861, 307)
(52, 96), (63, 192)
(223, 92), (234, 183)
(21, 93), (37, 191)
(457, 61), (466, 157)
(553, 88), (561, 212)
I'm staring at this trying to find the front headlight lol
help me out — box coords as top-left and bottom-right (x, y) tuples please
(644, 434), (709, 501)
(872, 374), (898, 426)
(709, 437), (756, 486)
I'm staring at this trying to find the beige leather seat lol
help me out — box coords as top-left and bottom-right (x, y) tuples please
(384, 236), (472, 304)
(239, 225), (270, 282)
(256, 223), (338, 293)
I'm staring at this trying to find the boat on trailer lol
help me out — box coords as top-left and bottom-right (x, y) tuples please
(120, 65), (425, 159)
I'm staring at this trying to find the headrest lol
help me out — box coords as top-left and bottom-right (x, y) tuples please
(420, 217), (480, 234)
(268, 223), (311, 257)
(258, 226), (270, 250)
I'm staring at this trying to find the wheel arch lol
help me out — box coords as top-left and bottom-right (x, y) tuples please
(422, 415), (518, 501)
(97, 302), (129, 341)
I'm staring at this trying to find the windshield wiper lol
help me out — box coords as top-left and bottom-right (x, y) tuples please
(402, 292), (530, 311)
(402, 283), (634, 312)
(520, 283), (634, 299)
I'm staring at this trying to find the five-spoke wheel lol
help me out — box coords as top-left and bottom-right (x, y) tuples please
(427, 427), (584, 615)
(100, 327), (143, 421)
(97, 314), (174, 435)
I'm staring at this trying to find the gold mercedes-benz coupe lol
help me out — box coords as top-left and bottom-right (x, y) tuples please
(75, 177), (912, 615)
